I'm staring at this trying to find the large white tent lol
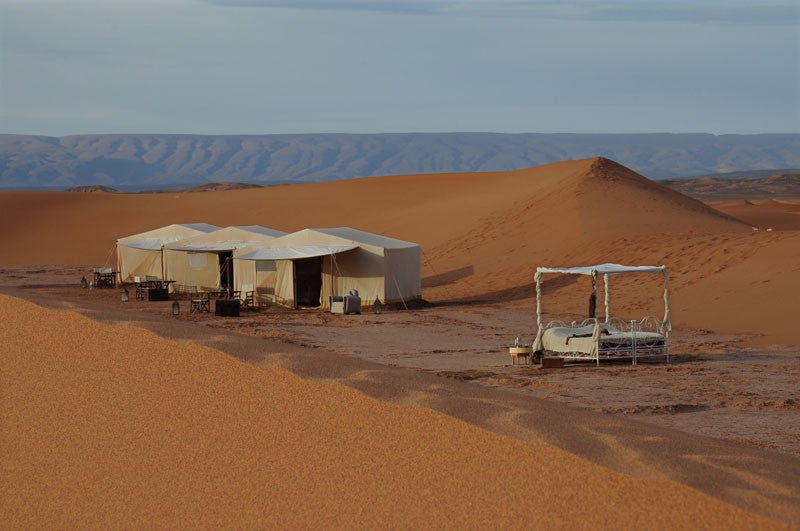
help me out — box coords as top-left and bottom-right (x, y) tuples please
(163, 225), (286, 292)
(116, 223), (220, 283)
(233, 227), (421, 309)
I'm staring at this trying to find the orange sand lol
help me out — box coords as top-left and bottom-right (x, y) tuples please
(711, 199), (800, 231)
(0, 157), (798, 344)
(0, 294), (780, 528)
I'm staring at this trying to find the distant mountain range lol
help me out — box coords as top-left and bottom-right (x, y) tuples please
(661, 172), (800, 201)
(64, 182), (263, 194)
(1, 132), (799, 189)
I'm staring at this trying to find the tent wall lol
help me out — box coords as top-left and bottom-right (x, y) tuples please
(233, 258), (256, 299)
(163, 249), (220, 291)
(383, 246), (422, 303)
(323, 247), (385, 308)
(236, 258), (295, 307)
(254, 259), (294, 307)
(117, 246), (163, 283)
(270, 260), (294, 307)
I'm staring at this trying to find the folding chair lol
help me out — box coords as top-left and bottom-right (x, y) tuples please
(189, 286), (210, 313)
(240, 283), (255, 310)
(134, 276), (146, 300)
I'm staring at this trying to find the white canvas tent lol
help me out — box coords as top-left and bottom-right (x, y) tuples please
(233, 227), (421, 309)
(116, 223), (220, 283)
(163, 225), (286, 292)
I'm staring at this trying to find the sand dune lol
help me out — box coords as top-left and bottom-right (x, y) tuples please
(0, 157), (742, 266)
(0, 294), (778, 528)
(0, 156), (797, 344)
(711, 198), (800, 231)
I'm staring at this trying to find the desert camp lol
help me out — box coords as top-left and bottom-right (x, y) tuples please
(4, 0), (800, 525)
(116, 224), (422, 310)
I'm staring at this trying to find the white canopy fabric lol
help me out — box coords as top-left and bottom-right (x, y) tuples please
(237, 245), (358, 261)
(536, 263), (666, 276)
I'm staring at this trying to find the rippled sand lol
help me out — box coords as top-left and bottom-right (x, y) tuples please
(0, 294), (778, 528)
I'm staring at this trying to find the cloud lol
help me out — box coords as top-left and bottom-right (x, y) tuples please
(198, 0), (800, 25)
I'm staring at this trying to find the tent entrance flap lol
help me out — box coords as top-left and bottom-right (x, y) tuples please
(294, 257), (322, 308)
(219, 251), (233, 293)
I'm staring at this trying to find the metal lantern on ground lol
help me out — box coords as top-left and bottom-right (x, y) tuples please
(374, 298), (382, 314)
(172, 301), (180, 316)
(121, 288), (129, 302)
(81, 276), (87, 289)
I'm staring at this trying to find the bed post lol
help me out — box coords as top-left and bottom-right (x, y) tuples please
(662, 267), (671, 362)
(533, 271), (544, 353)
(603, 273), (610, 323)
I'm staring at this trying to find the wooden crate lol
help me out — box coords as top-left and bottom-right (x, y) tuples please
(540, 357), (565, 369)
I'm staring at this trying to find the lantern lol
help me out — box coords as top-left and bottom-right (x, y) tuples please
(81, 276), (87, 289)
(172, 301), (180, 316)
(121, 288), (129, 302)
(374, 298), (382, 314)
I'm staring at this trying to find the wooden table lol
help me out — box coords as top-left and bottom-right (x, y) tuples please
(509, 346), (533, 366)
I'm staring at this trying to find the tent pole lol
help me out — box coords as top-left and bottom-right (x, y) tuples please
(292, 260), (297, 310)
(604, 274), (610, 323)
(227, 257), (232, 297)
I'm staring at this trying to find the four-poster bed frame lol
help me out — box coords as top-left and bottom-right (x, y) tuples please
(532, 264), (671, 365)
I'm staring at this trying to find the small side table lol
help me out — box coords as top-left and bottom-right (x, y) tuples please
(509, 346), (533, 366)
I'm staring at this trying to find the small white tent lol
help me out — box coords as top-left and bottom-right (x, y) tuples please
(163, 225), (286, 292)
(233, 227), (421, 309)
(116, 223), (220, 283)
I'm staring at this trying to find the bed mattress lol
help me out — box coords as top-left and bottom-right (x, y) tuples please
(542, 324), (665, 355)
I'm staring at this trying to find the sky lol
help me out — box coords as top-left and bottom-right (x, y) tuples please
(1, 0), (798, 136)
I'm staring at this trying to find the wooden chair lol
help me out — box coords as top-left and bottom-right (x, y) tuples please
(134, 276), (146, 300)
(189, 286), (210, 313)
(240, 283), (255, 310)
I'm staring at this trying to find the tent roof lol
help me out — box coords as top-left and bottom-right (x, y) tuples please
(232, 225), (287, 238)
(536, 263), (666, 276)
(175, 223), (220, 233)
(120, 238), (173, 250)
(117, 223), (221, 246)
(237, 245), (358, 261)
(166, 225), (286, 251)
(309, 227), (419, 249)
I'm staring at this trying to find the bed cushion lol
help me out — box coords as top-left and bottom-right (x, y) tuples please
(542, 324), (664, 354)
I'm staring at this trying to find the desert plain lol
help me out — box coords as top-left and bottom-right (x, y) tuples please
(1, 157), (799, 527)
